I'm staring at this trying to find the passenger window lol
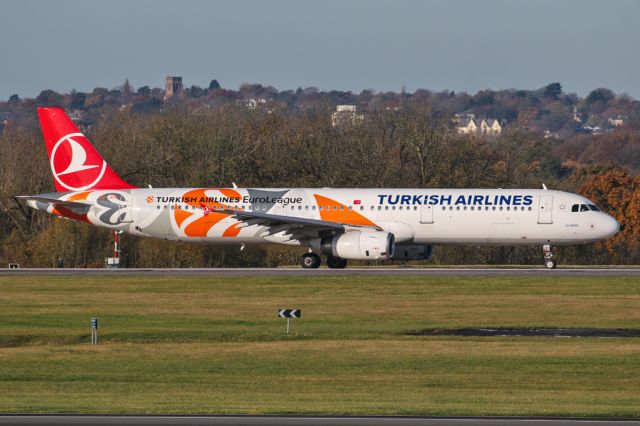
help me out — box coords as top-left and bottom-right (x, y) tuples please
(340, 206), (344, 210)
(156, 205), (160, 210)
(414, 206), (418, 210)
(359, 206), (364, 211)
(312, 206), (316, 210)
(319, 206), (323, 211)
(571, 204), (579, 212)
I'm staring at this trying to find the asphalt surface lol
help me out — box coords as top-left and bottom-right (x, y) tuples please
(0, 416), (639, 426)
(1, 267), (639, 276)
(407, 328), (640, 338)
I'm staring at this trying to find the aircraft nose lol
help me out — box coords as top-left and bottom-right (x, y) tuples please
(603, 215), (620, 238)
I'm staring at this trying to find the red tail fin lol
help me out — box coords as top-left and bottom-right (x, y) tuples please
(38, 107), (136, 192)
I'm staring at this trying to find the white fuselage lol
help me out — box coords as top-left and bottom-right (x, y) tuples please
(31, 187), (620, 250)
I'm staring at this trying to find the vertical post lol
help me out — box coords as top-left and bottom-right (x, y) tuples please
(287, 317), (290, 335)
(91, 318), (98, 345)
(114, 230), (119, 259)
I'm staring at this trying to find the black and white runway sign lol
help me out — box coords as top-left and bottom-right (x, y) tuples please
(278, 309), (301, 318)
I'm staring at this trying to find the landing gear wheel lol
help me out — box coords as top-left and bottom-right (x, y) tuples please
(327, 256), (348, 269)
(300, 253), (321, 269)
(543, 244), (557, 269)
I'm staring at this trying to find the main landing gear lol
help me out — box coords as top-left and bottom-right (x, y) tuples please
(326, 256), (348, 269)
(543, 244), (557, 269)
(300, 253), (321, 269)
(300, 253), (348, 269)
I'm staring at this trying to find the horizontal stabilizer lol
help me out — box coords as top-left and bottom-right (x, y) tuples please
(16, 195), (92, 209)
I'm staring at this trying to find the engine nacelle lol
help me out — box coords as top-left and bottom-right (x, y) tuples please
(391, 244), (434, 261)
(321, 230), (395, 260)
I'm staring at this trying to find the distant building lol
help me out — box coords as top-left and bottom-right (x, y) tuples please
(456, 116), (478, 134)
(455, 114), (506, 136)
(332, 105), (364, 127)
(245, 98), (267, 109)
(573, 106), (582, 123)
(608, 115), (626, 127)
(164, 76), (184, 99)
(67, 109), (84, 122)
(583, 125), (605, 135)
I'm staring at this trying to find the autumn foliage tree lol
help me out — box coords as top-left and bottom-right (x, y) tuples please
(579, 167), (640, 262)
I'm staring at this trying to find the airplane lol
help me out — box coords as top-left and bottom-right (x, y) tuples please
(18, 107), (620, 269)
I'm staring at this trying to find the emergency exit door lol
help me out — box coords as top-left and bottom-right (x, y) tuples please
(420, 204), (434, 224)
(537, 195), (553, 224)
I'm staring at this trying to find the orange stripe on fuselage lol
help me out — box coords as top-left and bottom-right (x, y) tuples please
(313, 194), (378, 228)
(222, 222), (242, 237)
(174, 205), (193, 228)
(176, 189), (243, 237)
(219, 188), (242, 199)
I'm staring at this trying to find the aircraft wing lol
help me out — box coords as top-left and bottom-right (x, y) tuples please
(16, 195), (92, 209)
(221, 208), (347, 232)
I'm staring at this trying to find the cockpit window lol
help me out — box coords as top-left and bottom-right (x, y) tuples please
(572, 203), (599, 213)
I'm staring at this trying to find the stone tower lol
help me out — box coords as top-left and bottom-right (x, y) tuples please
(164, 76), (184, 99)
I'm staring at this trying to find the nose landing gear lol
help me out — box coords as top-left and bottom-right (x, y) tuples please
(543, 244), (557, 269)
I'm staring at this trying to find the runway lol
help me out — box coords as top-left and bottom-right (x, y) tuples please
(1, 267), (639, 276)
(0, 416), (639, 426)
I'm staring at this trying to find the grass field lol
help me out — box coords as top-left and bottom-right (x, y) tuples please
(0, 274), (639, 416)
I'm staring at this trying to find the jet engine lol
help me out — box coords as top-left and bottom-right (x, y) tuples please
(321, 230), (395, 260)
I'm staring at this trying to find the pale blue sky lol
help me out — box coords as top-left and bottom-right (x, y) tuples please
(2, 0), (639, 100)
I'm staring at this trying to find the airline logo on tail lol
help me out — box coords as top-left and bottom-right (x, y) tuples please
(37, 108), (136, 192)
(51, 133), (107, 191)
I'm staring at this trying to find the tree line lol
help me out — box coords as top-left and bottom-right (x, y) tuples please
(0, 100), (638, 267)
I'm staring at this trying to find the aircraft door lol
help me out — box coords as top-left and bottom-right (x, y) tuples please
(537, 195), (553, 224)
(420, 204), (434, 224)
